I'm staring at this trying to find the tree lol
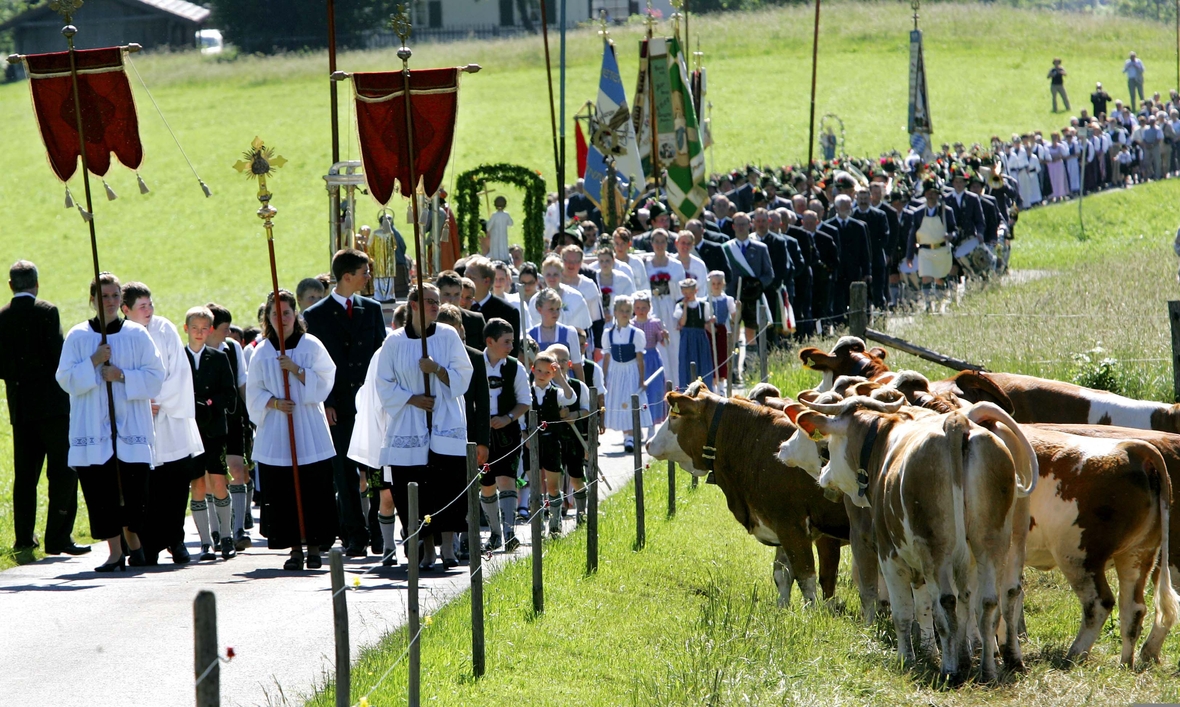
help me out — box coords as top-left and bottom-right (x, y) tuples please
(207, 0), (402, 54)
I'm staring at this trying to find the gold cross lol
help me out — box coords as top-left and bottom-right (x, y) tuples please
(233, 136), (287, 233)
(390, 3), (412, 45)
(49, 0), (83, 22)
(476, 184), (497, 214)
(598, 9), (609, 41)
(644, 0), (656, 32)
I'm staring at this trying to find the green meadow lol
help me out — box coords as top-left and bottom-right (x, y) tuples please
(4, 3), (1180, 703)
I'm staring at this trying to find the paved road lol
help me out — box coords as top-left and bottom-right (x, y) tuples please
(0, 429), (647, 707)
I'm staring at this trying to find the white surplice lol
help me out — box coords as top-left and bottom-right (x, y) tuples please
(246, 334), (337, 466)
(146, 316), (203, 465)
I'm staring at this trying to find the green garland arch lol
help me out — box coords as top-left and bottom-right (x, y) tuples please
(456, 163), (546, 265)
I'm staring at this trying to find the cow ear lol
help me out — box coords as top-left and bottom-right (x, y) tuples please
(783, 402), (806, 422)
(799, 347), (821, 368)
(869, 347), (888, 360)
(796, 411), (830, 440)
(852, 381), (880, 396)
(667, 392), (702, 418)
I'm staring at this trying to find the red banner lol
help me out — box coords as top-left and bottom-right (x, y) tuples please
(353, 68), (460, 205)
(575, 119), (588, 178)
(25, 47), (143, 182)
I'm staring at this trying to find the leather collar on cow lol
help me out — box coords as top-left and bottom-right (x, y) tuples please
(856, 417), (881, 497)
(700, 399), (727, 471)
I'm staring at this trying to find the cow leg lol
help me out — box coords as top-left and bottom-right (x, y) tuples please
(1063, 562), (1116, 663)
(773, 546), (794, 608)
(933, 560), (966, 685)
(776, 525), (819, 605)
(912, 579), (937, 658)
(815, 536), (842, 602)
(1141, 554), (1178, 665)
(880, 556), (918, 667)
(999, 500), (1029, 672)
(1113, 549), (1152, 667)
(845, 498), (881, 624)
(973, 552), (1003, 683)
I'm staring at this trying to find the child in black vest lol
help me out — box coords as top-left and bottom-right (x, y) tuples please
(530, 349), (576, 536)
(548, 344), (591, 526)
(480, 319), (530, 552)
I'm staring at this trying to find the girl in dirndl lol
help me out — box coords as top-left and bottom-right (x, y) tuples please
(674, 278), (714, 390)
(707, 271), (735, 392)
(632, 291), (667, 423)
(602, 296), (651, 451)
(644, 230), (686, 387)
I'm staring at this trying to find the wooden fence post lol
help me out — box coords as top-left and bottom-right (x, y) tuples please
(631, 393), (645, 550)
(465, 442), (485, 678)
(587, 387), (600, 575)
(669, 380), (696, 490)
(407, 482), (421, 707)
(758, 303), (769, 384)
(329, 549), (350, 707)
(849, 281), (868, 341)
(726, 346), (734, 399)
(1170, 301), (1180, 402)
(527, 411), (544, 614)
(690, 360), (697, 383)
(194, 590), (219, 707)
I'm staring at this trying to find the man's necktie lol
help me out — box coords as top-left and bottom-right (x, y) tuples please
(471, 301), (481, 313)
(346, 299), (353, 319)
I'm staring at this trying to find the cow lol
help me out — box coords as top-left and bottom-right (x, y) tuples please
(798, 336), (892, 392)
(1015, 426), (1178, 667)
(645, 385), (851, 609)
(778, 395), (1037, 683)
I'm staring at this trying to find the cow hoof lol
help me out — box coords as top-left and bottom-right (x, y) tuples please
(1000, 648), (1025, 674)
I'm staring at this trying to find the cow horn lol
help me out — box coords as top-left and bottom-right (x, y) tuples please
(801, 395), (904, 416)
(868, 388), (905, 403)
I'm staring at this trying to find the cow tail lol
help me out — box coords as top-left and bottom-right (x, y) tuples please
(966, 402), (1038, 498)
(945, 411), (971, 560)
(1142, 443), (1179, 630)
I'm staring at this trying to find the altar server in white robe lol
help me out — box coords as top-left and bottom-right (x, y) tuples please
(376, 283), (473, 570)
(121, 282), (203, 565)
(247, 289), (338, 571)
(56, 273), (165, 571)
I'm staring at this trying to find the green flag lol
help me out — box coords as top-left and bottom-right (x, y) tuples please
(665, 34), (708, 223)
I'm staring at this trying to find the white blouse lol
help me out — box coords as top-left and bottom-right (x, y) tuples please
(376, 323), (474, 466)
(57, 319), (165, 468)
(146, 316), (203, 465)
(246, 334), (337, 466)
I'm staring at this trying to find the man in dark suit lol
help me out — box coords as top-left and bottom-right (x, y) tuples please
(0, 261), (85, 560)
(722, 213), (775, 360)
(945, 172), (986, 244)
(436, 270), (486, 351)
(686, 219), (730, 281)
(303, 249), (388, 558)
(811, 202), (842, 330)
(970, 175), (1002, 245)
(631, 202), (672, 253)
(464, 256), (520, 357)
(826, 194), (871, 322)
(852, 189), (892, 308)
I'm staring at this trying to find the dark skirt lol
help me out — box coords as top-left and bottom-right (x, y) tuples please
(258, 459), (338, 549)
(678, 327), (715, 389)
(76, 458), (150, 540)
(389, 450), (468, 543)
(643, 348), (666, 423)
(141, 456), (194, 555)
(712, 324), (730, 382)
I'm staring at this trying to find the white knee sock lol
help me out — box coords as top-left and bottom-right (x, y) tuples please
(229, 484), (247, 534)
(481, 493), (501, 538)
(498, 490), (518, 538)
(378, 513), (397, 561)
(213, 495), (233, 539)
(191, 500), (213, 546)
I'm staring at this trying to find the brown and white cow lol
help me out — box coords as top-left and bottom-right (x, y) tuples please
(798, 336), (892, 392)
(645, 387), (851, 608)
(779, 396), (1037, 683)
(1015, 426), (1178, 666)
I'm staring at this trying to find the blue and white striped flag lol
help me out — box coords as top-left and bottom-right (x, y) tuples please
(584, 40), (645, 212)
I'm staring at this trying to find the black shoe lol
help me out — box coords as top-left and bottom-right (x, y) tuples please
(345, 542), (367, 558)
(484, 534), (502, 552)
(284, 554), (305, 571)
(170, 543), (191, 564)
(382, 550), (399, 567)
(442, 556), (460, 569)
(234, 530), (253, 552)
(95, 555), (126, 572)
(144, 552), (160, 566)
(13, 538), (39, 553)
(503, 534), (521, 552)
(371, 542), (385, 556)
(128, 548), (148, 567)
(458, 536), (470, 561)
(45, 542), (91, 556)
(14, 547), (36, 565)
(199, 544), (216, 561)
(624, 442), (634, 453)
(243, 511), (254, 530)
(212, 530), (220, 546)
(220, 537), (237, 559)
(307, 553), (322, 569)
(576, 512), (586, 527)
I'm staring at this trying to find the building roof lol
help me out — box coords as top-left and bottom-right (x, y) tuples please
(0, 0), (211, 32)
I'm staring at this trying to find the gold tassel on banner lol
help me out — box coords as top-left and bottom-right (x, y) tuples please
(77, 205), (93, 222)
(199, 179), (212, 198)
(137, 173), (150, 194)
(103, 181), (118, 201)
(64, 187), (75, 209)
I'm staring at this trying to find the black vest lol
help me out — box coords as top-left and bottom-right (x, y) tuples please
(533, 384), (563, 424)
(490, 355), (520, 417)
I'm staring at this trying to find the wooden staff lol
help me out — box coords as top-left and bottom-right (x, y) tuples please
(54, 0), (123, 505)
(805, 0), (822, 196)
(540, 0), (563, 232)
(233, 137), (306, 543)
(328, 0), (340, 165)
(645, 3), (661, 201)
(391, 10), (433, 427)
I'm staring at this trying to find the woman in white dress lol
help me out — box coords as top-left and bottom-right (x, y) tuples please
(643, 228), (686, 386)
(246, 289), (339, 570)
(375, 284), (474, 570)
(613, 227), (648, 292)
(602, 296), (651, 450)
(593, 247), (636, 319)
(673, 230), (709, 284)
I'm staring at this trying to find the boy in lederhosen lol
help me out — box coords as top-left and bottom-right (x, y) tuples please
(479, 318), (530, 552)
(548, 344), (591, 527)
(529, 350), (576, 537)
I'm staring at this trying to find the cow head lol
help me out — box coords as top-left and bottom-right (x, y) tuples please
(887, 370), (964, 414)
(928, 370), (1015, 416)
(646, 391), (707, 476)
(799, 337), (890, 392)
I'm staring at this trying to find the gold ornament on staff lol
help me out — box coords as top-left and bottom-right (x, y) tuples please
(233, 136), (307, 545)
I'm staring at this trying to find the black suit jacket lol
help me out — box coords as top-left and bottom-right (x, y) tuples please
(695, 239), (731, 281)
(187, 346), (236, 440)
(945, 189), (985, 242)
(784, 226), (813, 283)
(759, 231), (794, 295)
(472, 293), (521, 356)
(464, 345), (490, 447)
(460, 310), (487, 351)
(876, 202), (902, 264)
(826, 218), (871, 283)
(303, 293), (388, 417)
(852, 206), (891, 271)
(979, 193), (1001, 243)
(0, 295), (69, 425)
(814, 223), (841, 276)
(779, 230), (805, 298)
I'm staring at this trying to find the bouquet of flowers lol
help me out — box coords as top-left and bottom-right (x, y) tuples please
(601, 287), (613, 312)
(650, 273), (671, 296)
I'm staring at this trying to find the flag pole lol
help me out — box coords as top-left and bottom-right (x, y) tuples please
(540, 0), (563, 229)
(328, 0), (340, 165)
(645, 2), (661, 203)
(53, 0), (123, 506)
(391, 7), (433, 425)
(805, 0), (822, 196)
(559, 0), (568, 228)
(233, 138), (306, 544)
